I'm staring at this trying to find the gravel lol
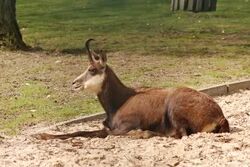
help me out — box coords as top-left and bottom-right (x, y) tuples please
(0, 90), (250, 167)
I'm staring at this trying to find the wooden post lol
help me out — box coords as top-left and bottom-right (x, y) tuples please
(210, 0), (217, 11)
(174, 0), (179, 11)
(171, 0), (175, 11)
(203, 0), (210, 11)
(195, 0), (203, 12)
(187, 0), (197, 11)
(179, 0), (188, 10)
(172, 0), (217, 12)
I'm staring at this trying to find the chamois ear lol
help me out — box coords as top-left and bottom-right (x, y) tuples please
(100, 49), (107, 63)
(91, 49), (107, 68)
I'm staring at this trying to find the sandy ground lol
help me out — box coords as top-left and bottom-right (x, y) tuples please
(0, 90), (250, 167)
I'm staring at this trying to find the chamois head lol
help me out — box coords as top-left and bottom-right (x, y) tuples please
(72, 39), (107, 94)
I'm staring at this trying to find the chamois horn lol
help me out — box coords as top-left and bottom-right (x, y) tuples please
(85, 38), (95, 62)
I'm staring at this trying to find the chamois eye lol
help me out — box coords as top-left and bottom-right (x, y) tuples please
(94, 55), (100, 60)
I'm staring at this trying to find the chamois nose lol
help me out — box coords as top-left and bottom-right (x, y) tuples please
(71, 79), (83, 91)
(72, 80), (78, 88)
(72, 79), (80, 86)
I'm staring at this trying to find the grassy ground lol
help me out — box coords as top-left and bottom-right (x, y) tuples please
(17, 0), (250, 56)
(0, 0), (249, 135)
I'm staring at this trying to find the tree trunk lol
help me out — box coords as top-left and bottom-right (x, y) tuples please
(0, 0), (27, 50)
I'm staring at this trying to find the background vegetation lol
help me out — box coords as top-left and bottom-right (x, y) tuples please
(17, 0), (250, 56)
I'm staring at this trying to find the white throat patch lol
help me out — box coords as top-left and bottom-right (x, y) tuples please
(84, 73), (105, 94)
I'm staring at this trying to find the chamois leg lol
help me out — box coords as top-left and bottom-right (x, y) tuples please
(108, 122), (164, 139)
(169, 127), (188, 139)
(201, 118), (230, 133)
(109, 129), (162, 139)
(218, 118), (230, 133)
(108, 125), (133, 136)
(167, 115), (189, 139)
(126, 130), (165, 139)
(32, 128), (108, 140)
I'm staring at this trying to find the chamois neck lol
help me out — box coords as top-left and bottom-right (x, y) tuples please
(97, 66), (136, 115)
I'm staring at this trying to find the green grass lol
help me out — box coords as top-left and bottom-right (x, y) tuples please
(1, 0), (249, 135)
(17, 0), (250, 55)
(0, 80), (101, 134)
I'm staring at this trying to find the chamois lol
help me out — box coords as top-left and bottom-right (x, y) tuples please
(34, 39), (229, 140)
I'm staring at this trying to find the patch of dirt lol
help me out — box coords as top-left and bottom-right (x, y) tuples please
(1, 90), (250, 167)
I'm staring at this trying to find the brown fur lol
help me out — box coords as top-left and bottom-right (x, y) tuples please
(34, 65), (229, 140)
(99, 69), (229, 138)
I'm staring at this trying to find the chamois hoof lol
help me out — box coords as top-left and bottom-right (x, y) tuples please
(31, 133), (55, 140)
(127, 130), (158, 139)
